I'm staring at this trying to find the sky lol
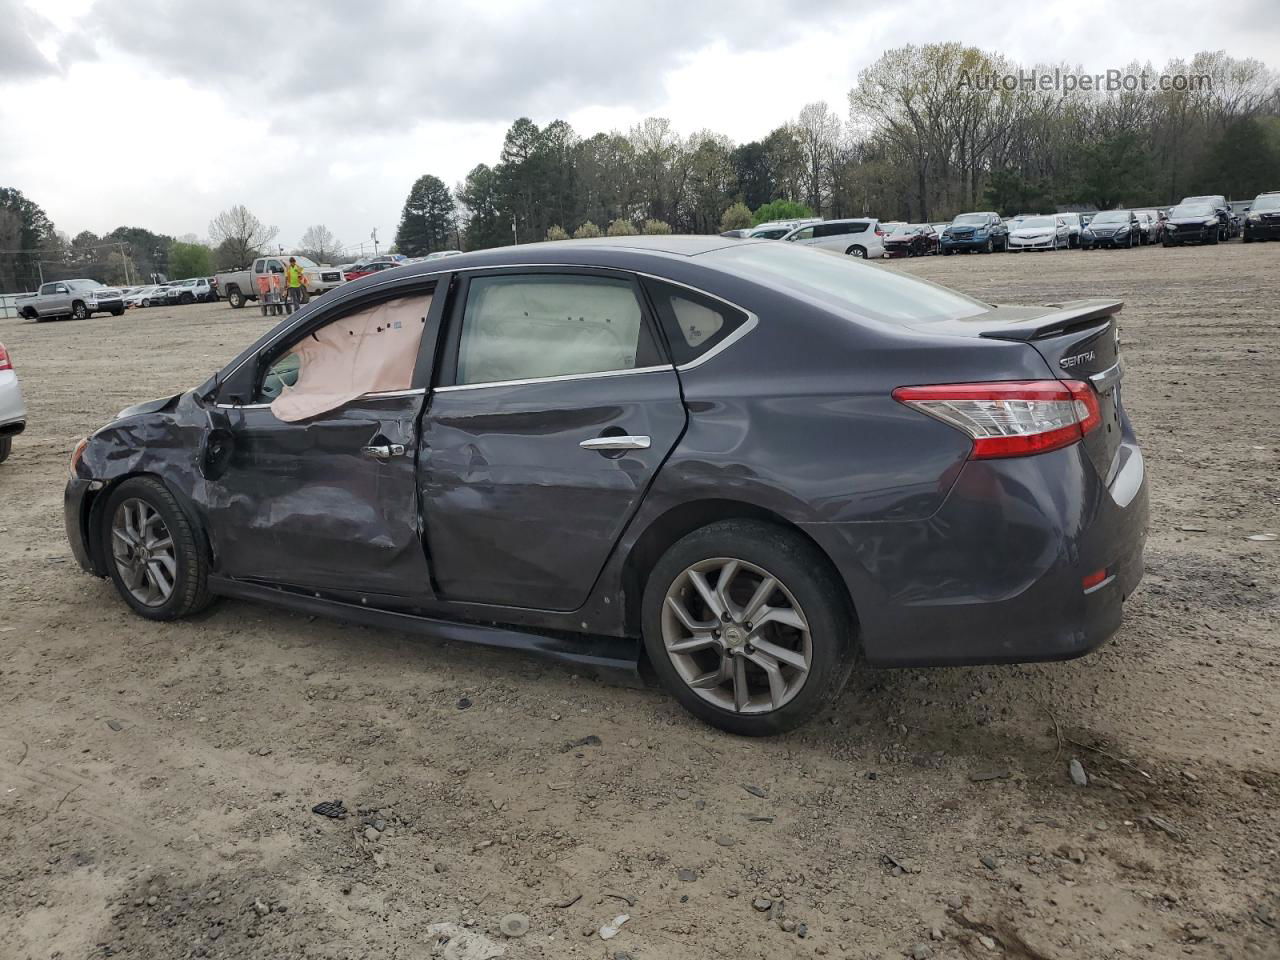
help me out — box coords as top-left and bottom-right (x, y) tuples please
(2, 0), (1277, 256)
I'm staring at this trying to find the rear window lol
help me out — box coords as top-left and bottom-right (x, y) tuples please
(643, 279), (749, 366)
(814, 221), (867, 238)
(706, 243), (989, 325)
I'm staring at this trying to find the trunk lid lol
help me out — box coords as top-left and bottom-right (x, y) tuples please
(910, 299), (1126, 481)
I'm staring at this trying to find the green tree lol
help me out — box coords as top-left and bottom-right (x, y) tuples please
(1078, 131), (1152, 209)
(752, 199), (814, 225)
(169, 241), (212, 279)
(0, 187), (59, 292)
(545, 224), (570, 240)
(641, 219), (671, 234)
(457, 164), (508, 251)
(719, 202), (753, 231)
(1192, 116), (1280, 200)
(606, 217), (637, 236)
(730, 142), (774, 210)
(573, 220), (602, 239)
(395, 175), (455, 256)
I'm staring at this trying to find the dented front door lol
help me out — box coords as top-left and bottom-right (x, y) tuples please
(207, 392), (430, 600)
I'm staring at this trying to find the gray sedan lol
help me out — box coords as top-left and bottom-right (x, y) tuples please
(63, 236), (1147, 735)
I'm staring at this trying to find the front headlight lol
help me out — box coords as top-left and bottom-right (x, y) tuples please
(1204, 219), (1217, 227)
(69, 438), (89, 478)
(1166, 223), (1177, 230)
(1247, 214), (1260, 223)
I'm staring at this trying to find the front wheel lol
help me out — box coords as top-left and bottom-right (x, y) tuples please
(0, 436), (11, 464)
(111, 307), (124, 316)
(227, 287), (245, 309)
(103, 477), (214, 621)
(641, 520), (855, 736)
(71, 301), (87, 320)
(981, 239), (993, 253)
(845, 245), (867, 258)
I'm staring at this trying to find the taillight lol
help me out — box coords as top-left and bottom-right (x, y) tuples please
(893, 380), (1101, 459)
(0, 344), (11, 372)
(875, 226), (885, 236)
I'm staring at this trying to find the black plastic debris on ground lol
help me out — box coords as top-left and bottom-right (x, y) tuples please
(559, 735), (603, 754)
(311, 800), (348, 820)
(457, 697), (473, 710)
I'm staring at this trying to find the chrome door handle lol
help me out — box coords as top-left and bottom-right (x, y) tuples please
(362, 443), (406, 460)
(580, 435), (651, 451)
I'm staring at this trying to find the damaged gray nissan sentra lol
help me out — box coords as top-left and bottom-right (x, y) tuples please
(65, 236), (1146, 735)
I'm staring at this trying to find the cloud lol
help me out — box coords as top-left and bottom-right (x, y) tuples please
(0, 0), (59, 80)
(78, 0), (847, 131)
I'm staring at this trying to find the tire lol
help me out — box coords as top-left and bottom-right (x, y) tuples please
(640, 520), (856, 736)
(102, 476), (214, 621)
(71, 301), (87, 320)
(942, 248), (953, 256)
(845, 245), (867, 258)
(981, 239), (993, 254)
(227, 287), (245, 309)
(179, 293), (194, 305)
(111, 308), (124, 316)
(1163, 240), (1174, 247)
(1209, 232), (1219, 245)
(141, 299), (151, 308)
(0, 436), (11, 464)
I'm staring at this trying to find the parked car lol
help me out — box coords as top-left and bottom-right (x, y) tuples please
(64, 236), (1146, 736)
(1056, 213), (1084, 248)
(1081, 210), (1140, 249)
(0, 342), (25, 464)
(779, 218), (886, 259)
(883, 223), (939, 257)
(216, 256), (346, 309)
(1179, 195), (1238, 240)
(1242, 191), (1280, 242)
(747, 225), (793, 240)
(940, 212), (1008, 254)
(1007, 215), (1070, 252)
(720, 229), (753, 239)
(343, 260), (403, 281)
(1132, 210), (1165, 245)
(125, 285), (169, 308)
(163, 277), (218, 304)
(424, 250), (464, 261)
(1162, 202), (1222, 246)
(16, 279), (125, 321)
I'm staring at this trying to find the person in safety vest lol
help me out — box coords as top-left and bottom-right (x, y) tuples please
(284, 257), (308, 313)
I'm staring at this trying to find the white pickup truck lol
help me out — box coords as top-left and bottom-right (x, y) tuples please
(215, 255), (346, 309)
(17, 279), (126, 321)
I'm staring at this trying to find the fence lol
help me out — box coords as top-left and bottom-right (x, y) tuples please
(0, 293), (33, 320)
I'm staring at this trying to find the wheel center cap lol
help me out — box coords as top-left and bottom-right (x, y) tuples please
(723, 625), (746, 648)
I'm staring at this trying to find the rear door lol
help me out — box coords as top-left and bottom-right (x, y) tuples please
(421, 268), (686, 611)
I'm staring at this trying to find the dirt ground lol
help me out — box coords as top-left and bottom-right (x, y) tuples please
(1, 242), (1277, 960)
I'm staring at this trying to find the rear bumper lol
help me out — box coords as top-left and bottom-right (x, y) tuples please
(0, 371), (26, 431)
(802, 440), (1147, 667)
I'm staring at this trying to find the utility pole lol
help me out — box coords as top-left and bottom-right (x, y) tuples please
(511, 214), (518, 245)
(371, 228), (379, 257)
(36, 259), (44, 286)
(118, 242), (132, 286)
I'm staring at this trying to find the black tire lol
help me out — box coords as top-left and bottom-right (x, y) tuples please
(1208, 232), (1219, 245)
(942, 248), (953, 256)
(71, 301), (87, 320)
(141, 299), (151, 308)
(0, 436), (11, 464)
(111, 307), (124, 316)
(981, 238), (993, 254)
(102, 476), (214, 621)
(845, 245), (867, 258)
(227, 287), (245, 309)
(640, 520), (856, 736)
(179, 293), (194, 305)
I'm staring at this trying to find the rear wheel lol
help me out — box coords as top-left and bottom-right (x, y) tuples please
(845, 245), (867, 258)
(641, 520), (855, 736)
(103, 477), (214, 621)
(0, 436), (11, 464)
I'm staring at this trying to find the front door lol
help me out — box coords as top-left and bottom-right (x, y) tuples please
(206, 283), (443, 601)
(421, 269), (687, 612)
(42, 283), (70, 318)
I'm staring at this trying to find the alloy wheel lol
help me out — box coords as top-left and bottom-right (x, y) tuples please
(660, 557), (812, 714)
(110, 498), (177, 607)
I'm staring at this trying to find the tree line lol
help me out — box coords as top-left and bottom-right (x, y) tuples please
(4, 44), (1278, 290)
(392, 45), (1279, 255)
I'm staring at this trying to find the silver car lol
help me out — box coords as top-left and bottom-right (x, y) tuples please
(779, 218), (887, 259)
(1007, 215), (1070, 252)
(0, 342), (26, 463)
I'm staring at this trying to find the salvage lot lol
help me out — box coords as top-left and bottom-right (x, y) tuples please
(1, 244), (1277, 959)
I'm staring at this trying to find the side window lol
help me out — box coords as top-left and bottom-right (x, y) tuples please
(789, 227), (814, 241)
(55, 283), (69, 294)
(254, 260), (265, 274)
(267, 260), (284, 274)
(257, 292), (432, 421)
(39, 283), (54, 295)
(643, 279), (750, 367)
(454, 274), (661, 386)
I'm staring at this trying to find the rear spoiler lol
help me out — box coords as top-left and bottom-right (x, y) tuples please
(979, 299), (1123, 342)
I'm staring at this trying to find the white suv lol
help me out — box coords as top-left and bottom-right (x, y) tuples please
(780, 219), (886, 259)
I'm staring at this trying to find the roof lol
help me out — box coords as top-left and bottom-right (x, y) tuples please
(394, 235), (747, 276)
